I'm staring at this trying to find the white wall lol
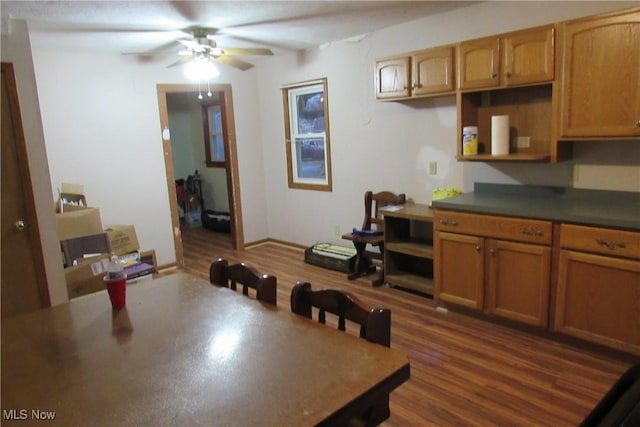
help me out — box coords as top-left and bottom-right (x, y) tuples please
(257, 1), (640, 248)
(1, 21), (68, 305)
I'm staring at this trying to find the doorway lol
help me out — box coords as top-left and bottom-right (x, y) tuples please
(156, 84), (243, 268)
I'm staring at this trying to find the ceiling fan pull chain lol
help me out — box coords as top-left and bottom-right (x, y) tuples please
(197, 80), (203, 100)
(207, 79), (212, 97)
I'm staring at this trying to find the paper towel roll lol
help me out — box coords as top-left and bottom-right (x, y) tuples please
(491, 115), (510, 155)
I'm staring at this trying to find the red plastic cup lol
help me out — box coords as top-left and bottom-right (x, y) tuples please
(104, 276), (127, 309)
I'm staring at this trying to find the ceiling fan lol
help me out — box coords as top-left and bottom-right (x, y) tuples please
(130, 27), (274, 72)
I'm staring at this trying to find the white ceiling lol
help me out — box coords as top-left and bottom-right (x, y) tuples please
(1, 1), (477, 55)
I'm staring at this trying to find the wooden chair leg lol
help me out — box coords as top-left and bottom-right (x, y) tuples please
(348, 241), (375, 280)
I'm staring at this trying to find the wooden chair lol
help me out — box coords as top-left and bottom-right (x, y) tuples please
(290, 281), (391, 347)
(209, 258), (277, 305)
(290, 281), (392, 425)
(341, 190), (406, 285)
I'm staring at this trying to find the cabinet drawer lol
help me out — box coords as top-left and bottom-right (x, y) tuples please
(560, 224), (640, 260)
(434, 210), (552, 244)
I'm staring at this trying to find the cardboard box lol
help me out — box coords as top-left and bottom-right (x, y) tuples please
(105, 225), (140, 256)
(56, 207), (103, 241)
(65, 254), (110, 299)
(61, 232), (111, 267)
(58, 182), (88, 213)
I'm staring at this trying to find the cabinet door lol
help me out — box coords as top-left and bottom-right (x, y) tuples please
(486, 239), (550, 327)
(458, 37), (500, 90)
(503, 26), (554, 87)
(560, 10), (640, 137)
(375, 57), (410, 99)
(412, 46), (455, 96)
(555, 250), (640, 355)
(434, 231), (484, 309)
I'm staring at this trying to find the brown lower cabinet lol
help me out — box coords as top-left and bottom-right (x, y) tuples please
(553, 224), (640, 355)
(435, 211), (640, 356)
(434, 211), (552, 328)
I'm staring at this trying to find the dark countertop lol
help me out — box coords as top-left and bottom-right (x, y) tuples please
(431, 183), (640, 230)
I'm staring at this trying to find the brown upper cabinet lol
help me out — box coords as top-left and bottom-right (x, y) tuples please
(412, 46), (456, 97)
(374, 7), (638, 163)
(375, 57), (410, 99)
(558, 8), (640, 138)
(458, 25), (554, 91)
(375, 46), (456, 100)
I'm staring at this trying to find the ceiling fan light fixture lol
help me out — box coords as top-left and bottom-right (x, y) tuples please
(184, 57), (220, 81)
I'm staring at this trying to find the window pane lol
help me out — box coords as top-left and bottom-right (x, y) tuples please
(294, 137), (326, 179)
(296, 92), (325, 134)
(211, 135), (224, 161)
(212, 110), (222, 133)
(206, 105), (224, 163)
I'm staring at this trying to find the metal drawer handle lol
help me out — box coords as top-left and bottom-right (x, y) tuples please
(520, 227), (544, 237)
(596, 239), (627, 250)
(439, 219), (458, 226)
(520, 227), (533, 236)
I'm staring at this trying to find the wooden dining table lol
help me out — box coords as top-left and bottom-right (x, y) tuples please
(1, 273), (410, 426)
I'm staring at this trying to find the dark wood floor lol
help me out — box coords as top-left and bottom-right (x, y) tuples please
(177, 226), (632, 426)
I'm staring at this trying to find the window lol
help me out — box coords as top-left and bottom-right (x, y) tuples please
(283, 78), (332, 191)
(203, 102), (225, 166)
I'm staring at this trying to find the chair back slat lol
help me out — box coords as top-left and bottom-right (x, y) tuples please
(209, 258), (277, 305)
(362, 190), (406, 232)
(290, 281), (391, 347)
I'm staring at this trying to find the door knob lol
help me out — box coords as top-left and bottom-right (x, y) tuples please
(14, 220), (25, 231)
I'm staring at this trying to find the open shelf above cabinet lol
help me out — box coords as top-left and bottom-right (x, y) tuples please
(457, 84), (555, 161)
(456, 153), (551, 162)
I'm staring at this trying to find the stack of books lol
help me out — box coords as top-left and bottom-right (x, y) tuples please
(124, 262), (155, 280)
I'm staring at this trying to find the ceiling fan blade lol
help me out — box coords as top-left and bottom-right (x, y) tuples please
(213, 55), (254, 71)
(166, 55), (194, 68)
(220, 47), (273, 56)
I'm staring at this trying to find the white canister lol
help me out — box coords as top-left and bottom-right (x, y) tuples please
(491, 115), (510, 155)
(462, 126), (478, 155)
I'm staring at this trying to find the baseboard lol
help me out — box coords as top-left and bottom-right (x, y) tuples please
(245, 238), (306, 251)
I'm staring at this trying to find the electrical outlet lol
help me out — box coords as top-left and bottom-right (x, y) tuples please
(572, 164), (579, 183)
(428, 161), (437, 175)
(516, 136), (530, 148)
(334, 225), (341, 237)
